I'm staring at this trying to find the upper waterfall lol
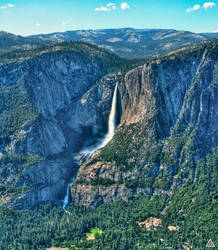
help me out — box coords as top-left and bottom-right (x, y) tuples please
(98, 83), (118, 149)
(86, 82), (119, 155)
(77, 83), (119, 161)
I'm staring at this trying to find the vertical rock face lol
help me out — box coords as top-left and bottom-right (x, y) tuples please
(0, 44), (122, 209)
(118, 44), (218, 151)
(71, 42), (218, 207)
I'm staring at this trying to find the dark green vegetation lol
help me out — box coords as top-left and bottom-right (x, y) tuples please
(0, 151), (217, 249)
(0, 83), (41, 193)
(98, 123), (141, 166)
(0, 82), (42, 192)
(0, 84), (38, 139)
(0, 153), (43, 204)
(0, 41), (146, 73)
(0, 154), (42, 182)
(86, 227), (104, 237)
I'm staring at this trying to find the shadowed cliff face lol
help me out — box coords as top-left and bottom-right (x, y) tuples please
(71, 42), (218, 207)
(0, 44), (123, 209)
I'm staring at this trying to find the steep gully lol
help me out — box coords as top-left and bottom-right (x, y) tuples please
(63, 83), (119, 210)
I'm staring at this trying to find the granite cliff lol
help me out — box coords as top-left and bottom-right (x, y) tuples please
(0, 40), (217, 210)
(71, 40), (218, 207)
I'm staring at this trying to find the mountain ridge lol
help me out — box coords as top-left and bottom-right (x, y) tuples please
(2, 28), (218, 59)
(0, 31), (53, 55)
(28, 27), (218, 58)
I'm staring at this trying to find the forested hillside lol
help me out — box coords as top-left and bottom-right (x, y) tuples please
(0, 150), (217, 249)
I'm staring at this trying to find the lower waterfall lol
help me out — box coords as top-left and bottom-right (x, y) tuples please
(62, 176), (76, 211)
(63, 184), (70, 211)
(62, 83), (118, 210)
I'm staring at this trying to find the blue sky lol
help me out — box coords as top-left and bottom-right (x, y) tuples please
(0, 0), (217, 36)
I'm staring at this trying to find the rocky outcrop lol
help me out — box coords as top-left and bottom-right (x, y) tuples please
(71, 159), (151, 207)
(71, 183), (130, 207)
(137, 217), (162, 231)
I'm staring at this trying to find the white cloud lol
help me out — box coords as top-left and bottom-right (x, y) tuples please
(35, 23), (40, 27)
(203, 2), (216, 9)
(95, 2), (130, 12)
(7, 3), (14, 8)
(62, 21), (65, 25)
(186, 4), (200, 13)
(0, 3), (15, 9)
(214, 30), (218, 33)
(95, 3), (116, 12)
(107, 3), (115, 7)
(95, 6), (110, 11)
(107, 3), (116, 10)
(121, 2), (130, 10)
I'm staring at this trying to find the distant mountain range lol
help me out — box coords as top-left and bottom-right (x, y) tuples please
(1, 28), (218, 58)
(29, 28), (218, 58)
(0, 31), (53, 55)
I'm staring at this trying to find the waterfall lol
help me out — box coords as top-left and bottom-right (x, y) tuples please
(62, 176), (76, 211)
(63, 184), (70, 211)
(82, 83), (119, 158)
(98, 83), (118, 149)
(62, 83), (118, 211)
